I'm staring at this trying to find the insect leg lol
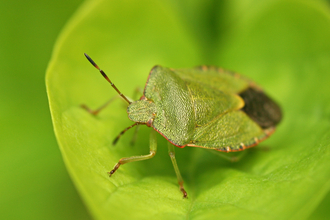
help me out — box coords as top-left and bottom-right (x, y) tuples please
(81, 93), (133, 116)
(167, 143), (188, 198)
(108, 128), (157, 176)
(130, 124), (141, 146)
(81, 95), (119, 116)
(132, 87), (143, 100)
(211, 150), (247, 162)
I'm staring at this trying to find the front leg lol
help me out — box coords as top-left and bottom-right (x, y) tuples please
(108, 128), (157, 176)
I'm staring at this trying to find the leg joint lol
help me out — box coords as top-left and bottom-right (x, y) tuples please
(168, 151), (175, 158)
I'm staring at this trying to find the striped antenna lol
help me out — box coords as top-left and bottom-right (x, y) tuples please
(84, 53), (131, 104)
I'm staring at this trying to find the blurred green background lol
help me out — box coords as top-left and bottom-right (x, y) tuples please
(0, 0), (90, 219)
(1, 0), (330, 219)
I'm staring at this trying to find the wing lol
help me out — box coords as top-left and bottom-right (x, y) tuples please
(239, 87), (282, 129)
(173, 66), (251, 94)
(187, 110), (274, 152)
(185, 80), (244, 126)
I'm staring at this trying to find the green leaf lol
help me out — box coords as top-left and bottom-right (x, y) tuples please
(46, 0), (330, 219)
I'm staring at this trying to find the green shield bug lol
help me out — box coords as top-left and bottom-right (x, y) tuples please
(83, 53), (282, 198)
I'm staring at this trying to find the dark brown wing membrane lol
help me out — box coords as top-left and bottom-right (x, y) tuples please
(239, 87), (282, 129)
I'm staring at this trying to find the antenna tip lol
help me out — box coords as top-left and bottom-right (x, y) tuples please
(84, 53), (99, 69)
(112, 137), (119, 145)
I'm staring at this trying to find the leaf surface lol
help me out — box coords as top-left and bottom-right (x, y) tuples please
(46, 0), (330, 219)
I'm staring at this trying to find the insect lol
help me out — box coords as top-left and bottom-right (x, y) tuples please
(83, 53), (282, 198)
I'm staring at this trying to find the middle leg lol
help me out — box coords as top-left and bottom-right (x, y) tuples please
(168, 142), (188, 198)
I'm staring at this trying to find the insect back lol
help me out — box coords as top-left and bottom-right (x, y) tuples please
(83, 54), (282, 198)
(172, 66), (282, 151)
